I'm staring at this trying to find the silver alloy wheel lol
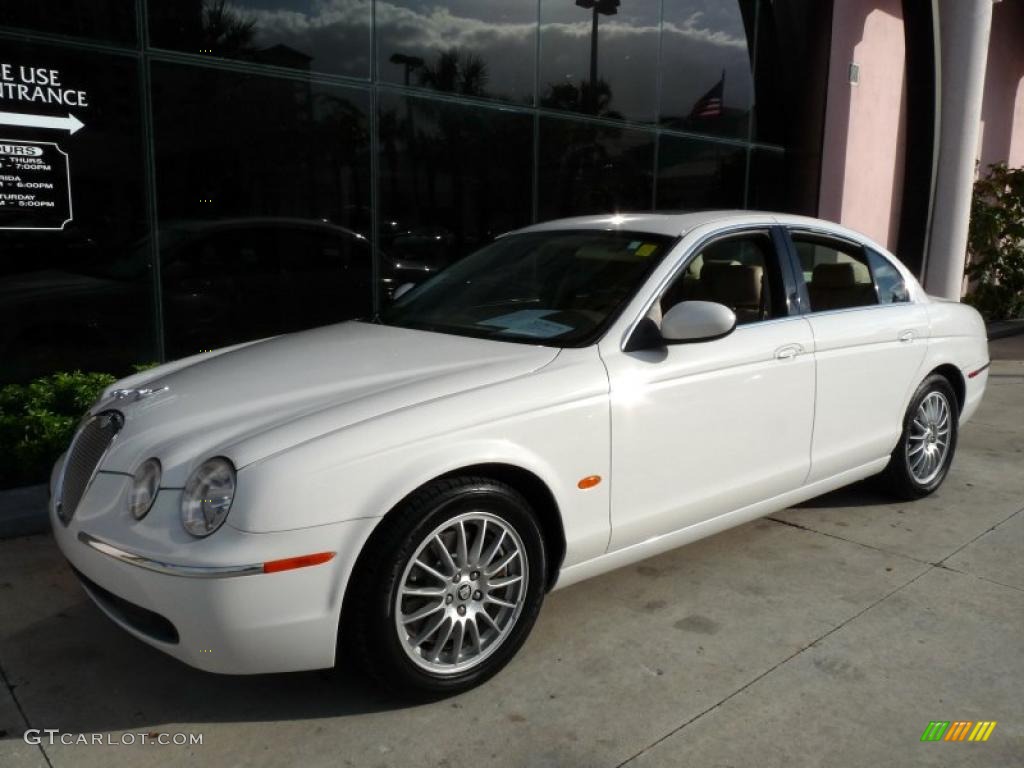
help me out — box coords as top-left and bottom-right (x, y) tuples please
(394, 511), (528, 675)
(906, 391), (952, 484)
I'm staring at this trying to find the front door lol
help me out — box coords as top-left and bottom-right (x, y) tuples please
(603, 228), (816, 551)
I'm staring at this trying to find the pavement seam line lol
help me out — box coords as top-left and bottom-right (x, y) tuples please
(613, 564), (932, 768)
(933, 560), (1024, 593)
(0, 652), (54, 768)
(765, 516), (933, 566)
(936, 503), (1024, 566)
(772, 513), (1024, 596)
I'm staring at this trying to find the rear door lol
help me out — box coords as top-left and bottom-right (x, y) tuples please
(784, 230), (928, 482)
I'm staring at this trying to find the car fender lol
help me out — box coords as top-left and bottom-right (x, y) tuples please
(918, 299), (989, 423)
(229, 347), (612, 569)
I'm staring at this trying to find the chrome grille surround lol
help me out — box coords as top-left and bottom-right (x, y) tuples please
(55, 410), (124, 525)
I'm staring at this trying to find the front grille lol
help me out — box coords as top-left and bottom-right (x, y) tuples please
(56, 410), (124, 525)
(70, 565), (180, 644)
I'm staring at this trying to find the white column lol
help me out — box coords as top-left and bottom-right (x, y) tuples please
(924, 0), (995, 299)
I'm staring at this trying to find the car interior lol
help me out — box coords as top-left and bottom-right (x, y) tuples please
(655, 235), (780, 326)
(794, 239), (878, 312)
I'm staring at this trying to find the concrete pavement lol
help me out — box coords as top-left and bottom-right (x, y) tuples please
(990, 332), (1024, 361)
(1, 361), (1021, 768)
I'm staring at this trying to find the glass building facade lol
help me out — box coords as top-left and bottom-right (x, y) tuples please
(0, 0), (829, 384)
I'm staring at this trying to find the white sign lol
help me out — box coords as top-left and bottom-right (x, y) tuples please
(0, 111), (83, 134)
(0, 64), (88, 108)
(0, 139), (73, 230)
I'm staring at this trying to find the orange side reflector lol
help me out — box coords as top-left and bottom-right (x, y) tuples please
(263, 552), (335, 574)
(577, 475), (602, 490)
(967, 362), (990, 379)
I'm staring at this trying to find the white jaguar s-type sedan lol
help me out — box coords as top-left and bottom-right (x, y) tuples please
(51, 211), (989, 693)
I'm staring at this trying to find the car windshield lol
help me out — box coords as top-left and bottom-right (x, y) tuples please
(377, 230), (677, 346)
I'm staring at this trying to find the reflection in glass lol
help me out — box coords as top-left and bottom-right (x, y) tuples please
(659, 1), (756, 139)
(748, 0), (831, 199)
(0, 44), (152, 384)
(540, 0), (659, 122)
(156, 220), (372, 358)
(377, 0), (536, 104)
(148, 0), (372, 79)
(150, 62), (372, 357)
(377, 91), (533, 301)
(538, 117), (654, 218)
(746, 147), (785, 211)
(656, 135), (747, 211)
(0, 1), (136, 45)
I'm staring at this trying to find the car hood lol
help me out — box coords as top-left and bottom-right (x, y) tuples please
(0, 270), (119, 305)
(97, 321), (559, 483)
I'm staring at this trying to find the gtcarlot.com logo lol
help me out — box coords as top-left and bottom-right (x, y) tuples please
(920, 720), (997, 742)
(24, 729), (203, 746)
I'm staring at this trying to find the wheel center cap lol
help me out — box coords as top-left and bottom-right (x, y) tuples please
(457, 583), (473, 601)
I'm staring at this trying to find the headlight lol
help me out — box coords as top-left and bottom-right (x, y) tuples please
(127, 458), (161, 520)
(181, 457), (236, 537)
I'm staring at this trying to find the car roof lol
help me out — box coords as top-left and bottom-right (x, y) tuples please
(510, 210), (869, 243)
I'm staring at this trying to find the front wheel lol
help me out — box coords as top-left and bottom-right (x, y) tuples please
(881, 374), (959, 499)
(343, 476), (546, 695)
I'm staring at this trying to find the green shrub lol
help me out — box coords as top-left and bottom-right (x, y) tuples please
(0, 371), (116, 490)
(965, 163), (1024, 322)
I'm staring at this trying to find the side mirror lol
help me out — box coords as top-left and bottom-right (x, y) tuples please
(660, 300), (737, 343)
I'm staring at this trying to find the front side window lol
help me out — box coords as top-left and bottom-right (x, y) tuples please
(378, 230), (677, 346)
(793, 235), (878, 312)
(656, 232), (787, 326)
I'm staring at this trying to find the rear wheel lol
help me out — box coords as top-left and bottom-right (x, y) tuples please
(343, 476), (546, 695)
(882, 374), (959, 499)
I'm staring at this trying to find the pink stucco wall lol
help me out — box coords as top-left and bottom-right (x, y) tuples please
(978, 0), (1024, 170)
(818, 0), (907, 250)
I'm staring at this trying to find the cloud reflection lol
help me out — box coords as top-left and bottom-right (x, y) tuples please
(220, 0), (753, 118)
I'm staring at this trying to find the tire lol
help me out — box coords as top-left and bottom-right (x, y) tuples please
(881, 374), (959, 500)
(342, 475), (547, 695)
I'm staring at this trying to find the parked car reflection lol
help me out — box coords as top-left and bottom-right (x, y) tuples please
(0, 244), (148, 383)
(0, 218), (373, 382)
(158, 218), (372, 359)
(378, 221), (457, 299)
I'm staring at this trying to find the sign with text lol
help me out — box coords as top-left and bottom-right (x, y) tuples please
(0, 64), (88, 109)
(0, 139), (72, 230)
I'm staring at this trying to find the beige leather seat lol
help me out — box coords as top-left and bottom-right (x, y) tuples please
(807, 262), (875, 311)
(656, 259), (766, 325)
(702, 262), (764, 324)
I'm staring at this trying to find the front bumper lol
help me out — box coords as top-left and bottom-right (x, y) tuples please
(51, 472), (379, 674)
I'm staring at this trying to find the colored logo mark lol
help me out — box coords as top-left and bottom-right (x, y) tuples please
(920, 721), (997, 742)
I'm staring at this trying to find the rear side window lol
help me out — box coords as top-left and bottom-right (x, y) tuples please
(792, 235), (878, 312)
(866, 249), (910, 304)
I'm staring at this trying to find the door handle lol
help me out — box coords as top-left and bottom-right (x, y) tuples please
(774, 343), (803, 360)
(898, 330), (915, 343)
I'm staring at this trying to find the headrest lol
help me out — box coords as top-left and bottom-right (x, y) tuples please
(812, 262), (856, 288)
(699, 259), (740, 280)
(709, 264), (763, 306)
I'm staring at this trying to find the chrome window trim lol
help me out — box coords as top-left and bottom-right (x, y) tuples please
(618, 223), (785, 352)
(787, 226), (867, 252)
(731, 314), (811, 331)
(77, 532), (264, 579)
(55, 411), (124, 526)
(797, 302), (919, 320)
